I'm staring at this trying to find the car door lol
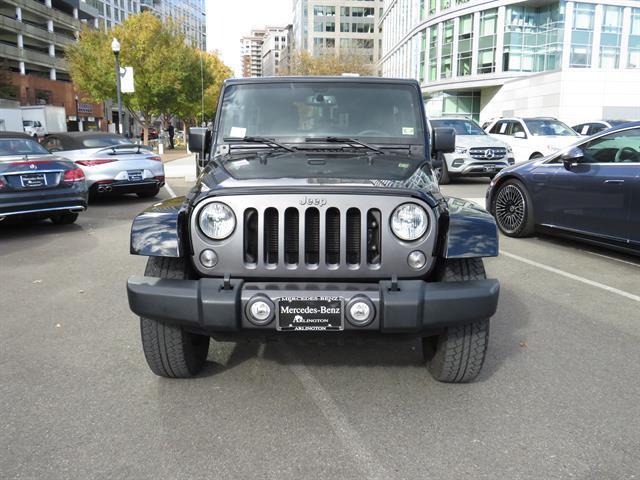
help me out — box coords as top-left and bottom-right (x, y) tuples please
(546, 127), (639, 241)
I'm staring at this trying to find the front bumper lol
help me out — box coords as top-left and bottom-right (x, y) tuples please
(127, 277), (500, 335)
(445, 154), (514, 177)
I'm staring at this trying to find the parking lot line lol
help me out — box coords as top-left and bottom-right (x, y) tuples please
(502, 250), (640, 303)
(164, 182), (177, 198)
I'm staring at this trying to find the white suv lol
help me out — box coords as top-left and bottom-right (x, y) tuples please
(430, 117), (514, 184)
(484, 117), (579, 163)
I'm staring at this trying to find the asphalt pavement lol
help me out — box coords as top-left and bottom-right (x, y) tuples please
(1, 176), (640, 479)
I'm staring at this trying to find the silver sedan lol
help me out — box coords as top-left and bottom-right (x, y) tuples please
(41, 132), (165, 198)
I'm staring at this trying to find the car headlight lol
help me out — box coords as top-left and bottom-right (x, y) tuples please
(455, 146), (467, 154)
(390, 203), (429, 241)
(199, 202), (236, 240)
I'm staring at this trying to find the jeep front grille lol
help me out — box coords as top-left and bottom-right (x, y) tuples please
(190, 194), (437, 279)
(242, 205), (380, 269)
(469, 147), (507, 160)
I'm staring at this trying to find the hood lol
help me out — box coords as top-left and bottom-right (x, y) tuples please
(191, 150), (443, 204)
(455, 135), (508, 148)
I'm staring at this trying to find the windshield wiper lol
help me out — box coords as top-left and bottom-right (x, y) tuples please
(304, 136), (384, 154)
(223, 136), (294, 152)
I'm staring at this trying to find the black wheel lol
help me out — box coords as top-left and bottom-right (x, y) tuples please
(434, 153), (451, 184)
(50, 212), (79, 225)
(529, 152), (543, 160)
(423, 258), (490, 383)
(491, 179), (534, 237)
(140, 257), (210, 378)
(137, 186), (161, 198)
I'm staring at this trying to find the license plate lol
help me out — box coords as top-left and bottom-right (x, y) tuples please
(277, 297), (343, 331)
(20, 173), (46, 188)
(483, 165), (496, 172)
(128, 171), (143, 182)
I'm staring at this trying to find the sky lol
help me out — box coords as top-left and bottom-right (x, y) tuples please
(206, 0), (293, 76)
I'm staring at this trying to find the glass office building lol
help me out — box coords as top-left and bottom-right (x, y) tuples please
(380, 0), (640, 123)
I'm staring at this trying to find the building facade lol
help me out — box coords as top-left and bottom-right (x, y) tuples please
(139, 0), (206, 50)
(292, 0), (385, 65)
(380, 0), (640, 124)
(261, 26), (290, 76)
(241, 29), (266, 77)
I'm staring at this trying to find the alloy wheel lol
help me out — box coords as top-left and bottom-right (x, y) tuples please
(495, 184), (526, 234)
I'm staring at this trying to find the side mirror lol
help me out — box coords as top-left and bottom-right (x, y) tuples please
(432, 127), (456, 154)
(513, 131), (526, 139)
(188, 127), (211, 157)
(561, 147), (584, 170)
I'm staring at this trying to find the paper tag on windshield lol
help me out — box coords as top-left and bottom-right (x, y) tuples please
(230, 127), (246, 138)
(402, 127), (415, 136)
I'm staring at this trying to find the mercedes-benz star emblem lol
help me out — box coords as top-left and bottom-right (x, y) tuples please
(485, 149), (495, 159)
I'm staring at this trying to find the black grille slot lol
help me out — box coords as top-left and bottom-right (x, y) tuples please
(367, 209), (381, 265)
(305, 208), (320, 265)
(346, 208), (361, 265)
(325, 208), (340, 265)
(243, 208), (258, 264)
(264, 208), (278, 265)
(284, 208), (299, 265)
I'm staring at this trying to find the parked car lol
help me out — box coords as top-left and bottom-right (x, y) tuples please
(41, 132), (165, 198)
(571, 120), (632, 136)
(126, 76), (501, 383)
(486, 122), (640, 254)
(429, 117), (515, 184)
(484, 117), (579, 163)
(0, 132), (87, 224)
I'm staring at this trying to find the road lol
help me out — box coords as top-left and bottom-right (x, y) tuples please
(2, 177), (640, 479)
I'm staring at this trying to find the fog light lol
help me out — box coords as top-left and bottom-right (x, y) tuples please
(246, 296), (275, 325)
(200, 249), (218, 268)
(408, 250), (426, 270)
(346, 296), (375, 327)
(452, 159), (465, 167)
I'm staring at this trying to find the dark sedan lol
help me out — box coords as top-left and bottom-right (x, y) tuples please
(486, 122), (640, 254)
(0, 132), (88, 224)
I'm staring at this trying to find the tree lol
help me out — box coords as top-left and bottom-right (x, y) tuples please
(280, 51), (375, 76)
(66, 12), (231, 143)
(0, 64), (18, 100)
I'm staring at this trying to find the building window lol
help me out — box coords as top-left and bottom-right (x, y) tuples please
(429, 0), (436, 16)
(428, 26), (438, 81)
(440, 0), (450, 11)
(570, 3), (595, 67)
(629, 8), (640, 68)
(457, 14), (473, 77)
(419, 29), (426, 82)
(478, 9), (497, 74)
(442, 90), (481, 121)
(600, 5), (622, 68)
(314, 6), (335, 17)
(420, 0), (425, 21)
(341, 22), (350, 33)
(341, 7), (350, 17)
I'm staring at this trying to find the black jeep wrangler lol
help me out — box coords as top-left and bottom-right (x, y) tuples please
(127, 77), (500, 383)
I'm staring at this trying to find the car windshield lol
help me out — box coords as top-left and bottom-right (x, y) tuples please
(524, 119), (577, 136)
(217, 82), (424, 144)
(431, 119), (485, 135)
(23, 121), (34, 126)
(0, 138), (50, 156)
(82, 136), (132, 148)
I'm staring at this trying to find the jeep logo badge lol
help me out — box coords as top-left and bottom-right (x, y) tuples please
(29, 164), (37, 170)
(299, 196), (327, 207)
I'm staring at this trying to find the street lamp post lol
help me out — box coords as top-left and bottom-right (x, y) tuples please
(111, 38), (123, 135)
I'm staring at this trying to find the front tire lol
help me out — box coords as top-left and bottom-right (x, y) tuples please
(140, 257), (210, 378)
(424, 258), (490, 383)
(491, 179), (535, 237)
(435, 153), (451, 184)
(50, 212), (79, 225)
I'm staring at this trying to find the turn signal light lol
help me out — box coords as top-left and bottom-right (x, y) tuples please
(76, 159), (115, 166)
(149, 156), (162, 162)
(63, 168), (85, 183)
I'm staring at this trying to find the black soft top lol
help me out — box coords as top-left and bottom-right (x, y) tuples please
(46, 132), (129, 150)
(0, 131), (33, 140)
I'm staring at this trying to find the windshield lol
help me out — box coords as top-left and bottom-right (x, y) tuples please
(23, 120), (34, 126)
(431, 119), (485, 135)
(217, 82), (424, 144)
(524, 119), (577, 137)
(0, 138), (50, 156)
(82, 136), (132, 148)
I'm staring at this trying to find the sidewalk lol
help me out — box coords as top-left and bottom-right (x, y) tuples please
(159, 147), (190, 163)
(163, 154), (197, 182)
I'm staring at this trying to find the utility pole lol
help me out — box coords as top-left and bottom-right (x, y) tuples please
(111, 38), (124, 135)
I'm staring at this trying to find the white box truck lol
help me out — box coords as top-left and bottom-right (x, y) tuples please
(21, 105), (67, 136)
(0, 107), (23, 133)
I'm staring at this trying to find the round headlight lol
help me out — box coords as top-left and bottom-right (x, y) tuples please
(390, 203), (428, 241)
(199, 202), (236, 240)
